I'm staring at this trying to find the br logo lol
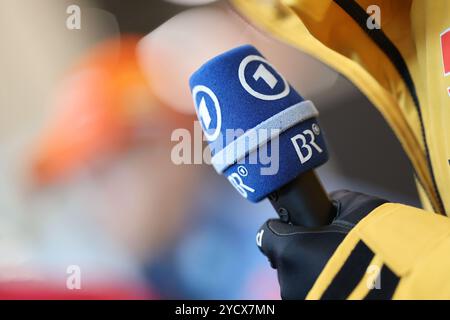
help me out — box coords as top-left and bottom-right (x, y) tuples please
(192, 85), (222, 141)
(291, 124), (323, 164)
(228, 165), (255, 199)
(238, 55), (290, 101)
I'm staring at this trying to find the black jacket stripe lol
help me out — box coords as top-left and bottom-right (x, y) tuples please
(321, 241), (374, 300)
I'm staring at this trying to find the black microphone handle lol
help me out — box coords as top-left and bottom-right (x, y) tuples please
(268, 171), (335, 227)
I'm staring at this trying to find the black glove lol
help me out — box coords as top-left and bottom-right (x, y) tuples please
(257, 190), (387, 299)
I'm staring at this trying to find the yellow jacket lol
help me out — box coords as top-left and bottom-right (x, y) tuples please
(231, 0), (450, 299)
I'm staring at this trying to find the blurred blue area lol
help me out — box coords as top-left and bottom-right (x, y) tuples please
(145, 173), (279, 299)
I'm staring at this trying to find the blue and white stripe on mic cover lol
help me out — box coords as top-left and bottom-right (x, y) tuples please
(189, 45), (328, 202)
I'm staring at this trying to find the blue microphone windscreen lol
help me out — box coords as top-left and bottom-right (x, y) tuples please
(189, 45), (328, 202)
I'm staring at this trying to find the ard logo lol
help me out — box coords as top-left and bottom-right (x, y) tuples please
(238, 55), (290, 101)
(192, 85), (222, 141)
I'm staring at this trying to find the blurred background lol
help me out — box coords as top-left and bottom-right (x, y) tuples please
(0, 0), (419, 299)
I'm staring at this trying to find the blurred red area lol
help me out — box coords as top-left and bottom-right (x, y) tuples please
(0, 281), (156, 300)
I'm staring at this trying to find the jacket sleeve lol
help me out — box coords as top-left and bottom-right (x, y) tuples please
(306, 203), (450, 299)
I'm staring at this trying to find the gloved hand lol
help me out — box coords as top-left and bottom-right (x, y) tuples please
(257, 190), (388, 299)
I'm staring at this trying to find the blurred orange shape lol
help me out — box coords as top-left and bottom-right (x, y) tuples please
(31, 35), (155, 185)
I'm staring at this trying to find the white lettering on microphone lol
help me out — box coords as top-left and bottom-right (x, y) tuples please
(228, 172), (255, 199)
(291, 125), (323, 164)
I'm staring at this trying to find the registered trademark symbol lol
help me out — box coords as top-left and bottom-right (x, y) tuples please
(237, 165), (248, 177)
(312, 123), (320, 135)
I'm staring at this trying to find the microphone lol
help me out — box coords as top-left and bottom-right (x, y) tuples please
(189, 45), (335, 227)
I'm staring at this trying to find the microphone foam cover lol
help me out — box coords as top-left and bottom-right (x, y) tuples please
(189, 45), (328, 202)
